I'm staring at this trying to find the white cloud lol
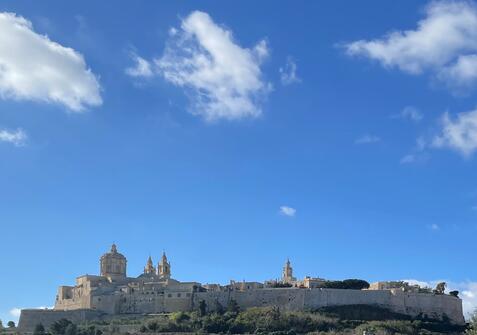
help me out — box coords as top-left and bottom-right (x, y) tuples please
(0, 128), (27, 146)
(279, 206), (296, 217)
(9, 308), (21, 318)
(345, 1), (477, 88)
(397, 106), (423, 122)
(438, 54), (477, 90)
(279, 57), (301, 85)
(0, 12), (102, 112)
(125, 53), (153, 78)
(355, 134), (381, 144)
(430, 223), (440, 231)
(154, 11), (270, 121)
(400, 154), (417, 164)
(432, 109), (477, 157)
(403, 280), (477, 318)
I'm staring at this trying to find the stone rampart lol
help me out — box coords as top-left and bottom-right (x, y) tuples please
(18, 288), (464, 333)
(193, 288), (464, 325)
(18, 309), (104, 333)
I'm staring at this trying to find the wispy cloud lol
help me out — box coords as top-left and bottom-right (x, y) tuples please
(432, 109), (477, 157)
(0, 128), (27, 146)
(355, 134), (381, 145)
(394, 106), (423, 123)
(128, 11), (271, 122)
(279, 206), (296, 217)
(344, 1), (477, 92)
(0, 12), (102, 111)
(125, 53), (153, 78)
(429, 223), (440, 231)
(279, 57), (301, 85)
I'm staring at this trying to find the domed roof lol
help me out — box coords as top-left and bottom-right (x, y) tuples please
(101, 243), (126, 260)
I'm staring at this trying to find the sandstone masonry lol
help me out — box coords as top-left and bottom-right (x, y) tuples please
(18, 244), (465, 332)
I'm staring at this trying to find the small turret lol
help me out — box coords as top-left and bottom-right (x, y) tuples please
(144, 255), (156, 274)
(158, 251), (171, 279)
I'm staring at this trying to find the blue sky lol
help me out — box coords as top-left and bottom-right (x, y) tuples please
(1, 0), (477, 324)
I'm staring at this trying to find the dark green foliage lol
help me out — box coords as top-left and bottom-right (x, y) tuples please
(198, 299), (207, 316)
(33, 323), (46, 335)
(7, 321), (15, 328)
(64, 323), (77, 335)
(271, 282), (293, 288)
(227, 298), (240, 314)
(50, 319), (73, 335)
(467, 311), (477, 335)
(146, 320), (159, 332)
(73, 305), (464, 335)
(449, 290), (459, 297)
(322, 279), (370, 290)
(214, 300), (225, 315)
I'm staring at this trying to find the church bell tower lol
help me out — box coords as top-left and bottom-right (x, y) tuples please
(158, 252), (171, 279)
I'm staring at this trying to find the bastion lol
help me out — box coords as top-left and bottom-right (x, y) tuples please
(18, 245), (465, 332)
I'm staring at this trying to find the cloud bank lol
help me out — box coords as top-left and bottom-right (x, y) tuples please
(0, 12), (102, 111)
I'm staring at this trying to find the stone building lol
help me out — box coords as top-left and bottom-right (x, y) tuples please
(18, 244), (465, 332)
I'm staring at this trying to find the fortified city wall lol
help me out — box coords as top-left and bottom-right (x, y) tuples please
(17, 245), (465, 332)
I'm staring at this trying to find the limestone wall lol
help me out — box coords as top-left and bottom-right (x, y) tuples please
(19, 287), (464, 333)
(193, 288), (464, 325)
(18, 309), (103, 333)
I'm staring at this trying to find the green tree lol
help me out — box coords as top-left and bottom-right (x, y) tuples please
(449, 290), (459, 298)
(64, 324), (77, 335)
(227, 299), (240, 314)
(50, 319), (73, 335)
(199, 300), (207, 317)
(146, 320), (158, 332)
(467, 311), (477, 335)
(7, 321), (15, 328)
(0, 319), (3, 329)
(33, 323), (46, 335)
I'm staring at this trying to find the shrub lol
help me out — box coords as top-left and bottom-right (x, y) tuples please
(50, 319), (73, 335)
(322, 279), (370, 290)
(33, 323), (46, 335)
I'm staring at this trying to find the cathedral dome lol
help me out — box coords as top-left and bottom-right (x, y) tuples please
(100, 244), (127, 280)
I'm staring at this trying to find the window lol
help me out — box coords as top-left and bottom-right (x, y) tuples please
(168, 294), (172, 298)
(177, 293), (181, 297)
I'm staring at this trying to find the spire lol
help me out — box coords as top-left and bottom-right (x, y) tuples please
(158, 251), (171, 279)
(144, 255), (156, 274)
(282, 258), (295, 283)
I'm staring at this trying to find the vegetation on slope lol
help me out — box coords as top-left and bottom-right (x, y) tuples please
(18, 303), (471, 335)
